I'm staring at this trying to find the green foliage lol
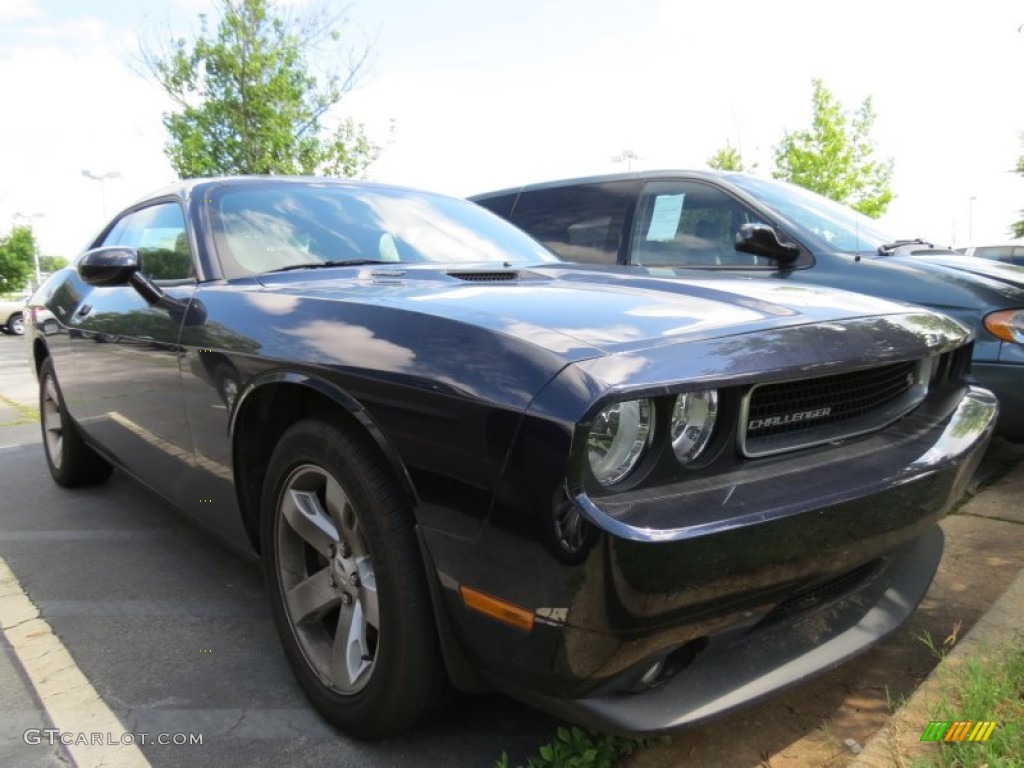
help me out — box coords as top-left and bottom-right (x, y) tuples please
(0, 225), (37, 292)
(707, 142), (746, 172)
(38, 255), (68, 273)
(913, 637), (1024, 767)
(143, 0), (380, 179)
(495, 726), (663, 768)
(1012, 143), (1024, 239)
(773, 79), (894, 218)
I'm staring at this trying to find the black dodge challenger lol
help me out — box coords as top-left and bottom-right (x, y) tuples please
(26, 177), (996, 739)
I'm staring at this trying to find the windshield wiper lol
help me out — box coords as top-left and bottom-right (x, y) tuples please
(270, 259), (391, 272)
(877, 238), (933, 255)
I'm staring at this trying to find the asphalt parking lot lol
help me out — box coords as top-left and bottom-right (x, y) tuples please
(0, 333), (554, 767)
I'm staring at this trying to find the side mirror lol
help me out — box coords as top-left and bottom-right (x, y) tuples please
(735, 223), (801, 264)
(78, 247), (140, 286)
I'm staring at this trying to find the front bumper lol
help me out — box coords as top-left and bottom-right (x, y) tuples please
(496, 526), (943, 735)
(971, 362), (1024, 441)
(424, 385), (997, 734)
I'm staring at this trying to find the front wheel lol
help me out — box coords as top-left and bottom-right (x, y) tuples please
(261, 416), (447, 739)
(39, 357), (112, 486)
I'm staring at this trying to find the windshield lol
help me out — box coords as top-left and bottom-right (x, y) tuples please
(727, 174), (894, 253)
(209, 182), (560, 278)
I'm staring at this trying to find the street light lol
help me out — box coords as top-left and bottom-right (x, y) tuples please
(968, 195), (977, 243)
(13, 211), (44, 287)
(81, 169), (122, 218)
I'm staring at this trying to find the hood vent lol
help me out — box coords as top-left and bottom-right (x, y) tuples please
(448, 271), (520, 282)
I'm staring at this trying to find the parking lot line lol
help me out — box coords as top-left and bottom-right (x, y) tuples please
(0, 556), (152, 768)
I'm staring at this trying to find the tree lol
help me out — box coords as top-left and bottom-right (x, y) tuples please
(39, 255), (69, 273)
(0, 226), (36, 293)
(1012, 138), (1024, 239)
(142, 0), (380, 179)
(773, 79), (894, 218)
(707, 142), (746, 172)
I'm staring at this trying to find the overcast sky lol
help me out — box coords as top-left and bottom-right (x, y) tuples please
(1, 0), (1023, 258)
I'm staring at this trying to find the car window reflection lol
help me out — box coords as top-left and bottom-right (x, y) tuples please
(210, 184), (559, 278)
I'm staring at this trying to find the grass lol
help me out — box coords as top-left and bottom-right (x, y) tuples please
(918, 621), (963, 662)
(0, 394), (38, 426)
(910, 635), (1024, 767)
(495, 726), (665, 768)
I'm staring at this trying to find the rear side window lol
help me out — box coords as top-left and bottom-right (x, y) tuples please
(630, 181), (773, 268)
(474, 192), (517, 219)
(508, 182), (635, 265)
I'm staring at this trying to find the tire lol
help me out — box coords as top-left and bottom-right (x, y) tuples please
(7, 312), (24, 336)
(261, 415), (447, 739)
(39, 357), (113, 487)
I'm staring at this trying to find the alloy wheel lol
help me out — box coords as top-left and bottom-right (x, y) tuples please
(275, 464), (380, 694)
(41, 374), (63, 470)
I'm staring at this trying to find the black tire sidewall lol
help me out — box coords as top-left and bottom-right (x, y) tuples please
(38, 358), (112, 487)
(39, 358), (71, 483)
(260, 416), (442, 738)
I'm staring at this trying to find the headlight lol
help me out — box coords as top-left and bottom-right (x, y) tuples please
(984, 309), (1024, 344)
(670, 390), (718, 464)
(587, 398), (653, 486)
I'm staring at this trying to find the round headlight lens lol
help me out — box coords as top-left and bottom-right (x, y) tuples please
(984, 309), (1024, 344)
(587, 399), (653, 486)
(671, 390), (718, 464)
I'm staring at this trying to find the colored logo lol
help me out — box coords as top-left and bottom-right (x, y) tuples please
(920, 721), (997, 742)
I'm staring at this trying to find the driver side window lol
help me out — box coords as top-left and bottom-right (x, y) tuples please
(630, 181), (772, 268)
(102, 203), (195, 281)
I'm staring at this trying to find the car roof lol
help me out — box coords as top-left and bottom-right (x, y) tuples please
(470, 169), (743, 199)
(963, 243), (1024, 249)
(123, 175), (461, 210)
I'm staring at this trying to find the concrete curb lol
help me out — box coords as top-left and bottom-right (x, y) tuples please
(848, 482), (1024, 766)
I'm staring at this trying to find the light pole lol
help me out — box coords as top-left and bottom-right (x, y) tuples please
(13, 211), (44, 287)
(81, 169), (122, 218)
(968, 195), (977, 243)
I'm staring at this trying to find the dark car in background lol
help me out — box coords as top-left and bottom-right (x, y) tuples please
(954, 244), (1024, 267)
(26, 177), (996, 739)
(472, 171), (1024, 441)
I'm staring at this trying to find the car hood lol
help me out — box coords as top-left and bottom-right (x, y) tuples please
(901, 254), (1024, 289)
(255, 263), (936, 357)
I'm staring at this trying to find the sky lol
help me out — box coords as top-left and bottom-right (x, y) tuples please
(1, 0), (1023, 260)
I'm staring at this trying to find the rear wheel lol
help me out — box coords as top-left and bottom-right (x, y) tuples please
(39, 357), (113, 486)
(261, 415), (446, 738)
(6, 312), (24, 336)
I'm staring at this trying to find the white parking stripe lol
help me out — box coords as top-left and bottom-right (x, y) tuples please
(0, 557), (152, 768)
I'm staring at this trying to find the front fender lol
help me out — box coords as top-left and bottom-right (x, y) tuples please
(230, 369), (419, 504)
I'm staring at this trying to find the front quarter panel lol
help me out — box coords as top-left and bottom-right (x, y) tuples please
(181, 281), (578, 542)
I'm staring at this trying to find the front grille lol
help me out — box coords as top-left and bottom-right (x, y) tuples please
(740, 360), (927, 457)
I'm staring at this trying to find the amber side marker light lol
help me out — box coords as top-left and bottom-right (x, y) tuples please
(459, 586), (535, 632)
(984, 309), (1024, 344)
